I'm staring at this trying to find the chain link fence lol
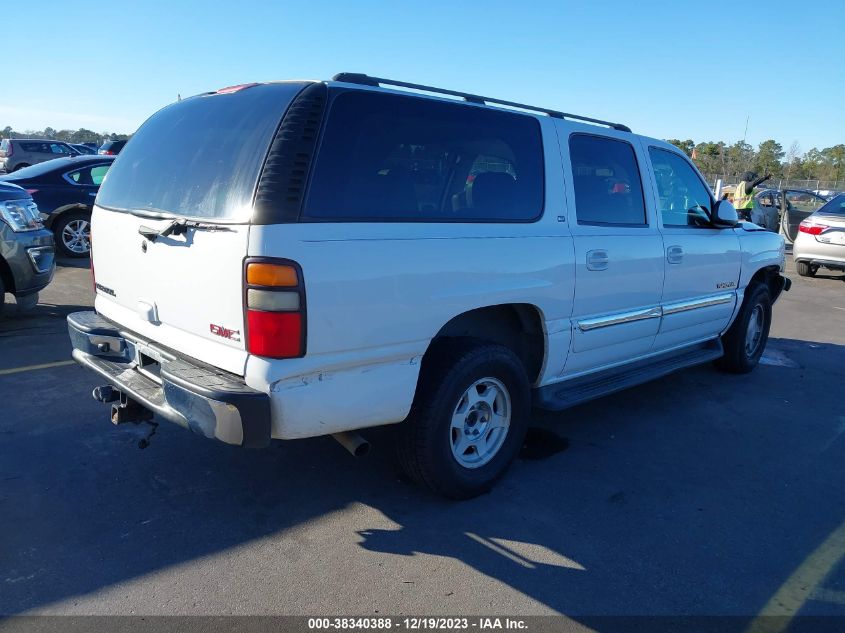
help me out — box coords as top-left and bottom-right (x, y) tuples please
(703, 173), (843, 194)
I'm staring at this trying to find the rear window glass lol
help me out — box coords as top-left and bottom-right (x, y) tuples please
(569, 134), (646, 226)
(817, 193), (845, 215)
(96, 83), (305, 220)
(303, 91), (544, 222)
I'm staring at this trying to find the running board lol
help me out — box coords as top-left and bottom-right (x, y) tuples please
(534, 341), (724, 411)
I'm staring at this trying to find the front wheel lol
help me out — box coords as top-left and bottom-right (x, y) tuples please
(397, 338), (530, 499)
(53, 211), (91, 258)
(715, 283), (772, 374)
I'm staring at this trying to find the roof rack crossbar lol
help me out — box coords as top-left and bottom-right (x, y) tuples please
(332, 73), (631, 133)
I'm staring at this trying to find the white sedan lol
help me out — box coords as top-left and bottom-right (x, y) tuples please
(793, 193), (845, 276)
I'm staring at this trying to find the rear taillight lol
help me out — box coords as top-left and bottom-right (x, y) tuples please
(799, 221), (829, 235)
(5, 143), (13, 157)
(99, 150), (114, 155)
(25, 188), (38, 195)
(244, 260), (305, 358)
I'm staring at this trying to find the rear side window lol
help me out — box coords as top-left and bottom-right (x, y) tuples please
(90, 164), (110, 185)
(96, 83), (305, 220)
(66, 164), (110, 185)
(569, 134), (646, 226)
(303, 91), (544, 222)
(21, 142), (48, 153)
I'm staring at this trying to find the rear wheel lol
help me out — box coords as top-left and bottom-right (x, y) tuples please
(54, 211), (91, 258)
(716, 283), (772, 374)
(397, 338), (530, 499)
(796, 261), (817, 277)
(0, 274), (5, 318)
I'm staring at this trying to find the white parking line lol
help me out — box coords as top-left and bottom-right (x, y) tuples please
(0, 360), (76, 376)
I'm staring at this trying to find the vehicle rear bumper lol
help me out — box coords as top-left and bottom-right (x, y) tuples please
(794, 254), (845, 270)
(68, 311), (271, 448)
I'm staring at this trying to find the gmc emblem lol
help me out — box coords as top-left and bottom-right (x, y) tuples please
(210, 323), (241, 342)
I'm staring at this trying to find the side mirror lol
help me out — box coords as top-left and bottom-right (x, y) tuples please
(712, 199), (738, 227)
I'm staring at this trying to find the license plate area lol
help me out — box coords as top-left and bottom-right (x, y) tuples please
(825, 231), (845, 245)
(132, 343), (172, 385)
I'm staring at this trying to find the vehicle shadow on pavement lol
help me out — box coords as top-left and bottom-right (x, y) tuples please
(0, 302), (92, 327)
(1, 337), (844, 619)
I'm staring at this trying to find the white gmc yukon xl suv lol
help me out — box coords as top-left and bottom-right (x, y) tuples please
(69, 73), (790, 498)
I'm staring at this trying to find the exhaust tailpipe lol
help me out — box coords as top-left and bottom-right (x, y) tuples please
(332, 431), (370, 457)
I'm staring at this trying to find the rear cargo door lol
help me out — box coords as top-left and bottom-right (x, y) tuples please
(91, 82), (307, 375)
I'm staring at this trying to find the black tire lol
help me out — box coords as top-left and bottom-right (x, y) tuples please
(0, 273), (5, 318)
(12, 163), (30, 172)
(53, 210), (91, 258)
(397, 338), (530, 499)
(715, 283), (772, 374)
(796, 261), (817, 277)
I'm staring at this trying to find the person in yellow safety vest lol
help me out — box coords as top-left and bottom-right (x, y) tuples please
(734, 171), (772, 220)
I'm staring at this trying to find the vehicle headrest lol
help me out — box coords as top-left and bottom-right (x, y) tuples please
(471, 171), (517, 216)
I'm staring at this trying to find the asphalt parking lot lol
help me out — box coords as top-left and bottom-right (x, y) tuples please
(2, 256), (844, 628)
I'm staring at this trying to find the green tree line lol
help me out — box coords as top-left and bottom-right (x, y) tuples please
(0, 126), (130, 146)
(666, 138), (845, 183)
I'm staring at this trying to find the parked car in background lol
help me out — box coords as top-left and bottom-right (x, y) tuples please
(0, 156), (114, 257)
(68, 74), (789, 499)
(81, 142), (100, 152)
(70, 143), (97, 155)
(793, 193), (845, 277)
(98, 140), (126, 155)
(0, 181), (55, 316)
(752, 188), (828, 235)
(0, 139), (81, 173)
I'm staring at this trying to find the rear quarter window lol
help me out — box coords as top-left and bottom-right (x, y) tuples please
(303, 90), (544, 222)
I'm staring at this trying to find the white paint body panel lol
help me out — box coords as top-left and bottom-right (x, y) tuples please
(91, 209), (249, 375)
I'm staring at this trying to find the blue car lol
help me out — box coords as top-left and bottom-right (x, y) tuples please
(0, 155), (114, 257)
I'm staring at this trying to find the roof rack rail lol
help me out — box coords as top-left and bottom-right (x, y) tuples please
(332, 72), (632, 133)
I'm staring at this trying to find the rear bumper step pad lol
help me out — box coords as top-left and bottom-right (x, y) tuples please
(68, 311), (270, 448)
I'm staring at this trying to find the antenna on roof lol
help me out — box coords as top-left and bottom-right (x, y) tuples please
(332, 73), (631, 133)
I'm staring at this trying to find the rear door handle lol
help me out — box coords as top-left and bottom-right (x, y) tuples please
(586, 249), (609, 271)
(667, 245), (683, 264)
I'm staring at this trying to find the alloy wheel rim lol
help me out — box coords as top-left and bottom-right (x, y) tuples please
(62, 219), (91, 254)
(745, 304), (764, 357)
(450, 377), (511, 469)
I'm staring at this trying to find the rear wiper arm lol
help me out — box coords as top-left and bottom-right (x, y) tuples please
(138, 219), (234, 242)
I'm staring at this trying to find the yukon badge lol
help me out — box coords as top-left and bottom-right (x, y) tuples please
(716, 281), (736, 289)
(210, 323), (241, 342)
(95, 283), (116, 297)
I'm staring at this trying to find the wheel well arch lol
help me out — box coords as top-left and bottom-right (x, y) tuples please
(45, 204), (91, 229)
(425, 303), (546, 385)
(749, 265), (784, 302)
(0, 255), (15, 294)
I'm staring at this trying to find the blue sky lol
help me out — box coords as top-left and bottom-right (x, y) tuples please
(4, 0), (843, 152)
